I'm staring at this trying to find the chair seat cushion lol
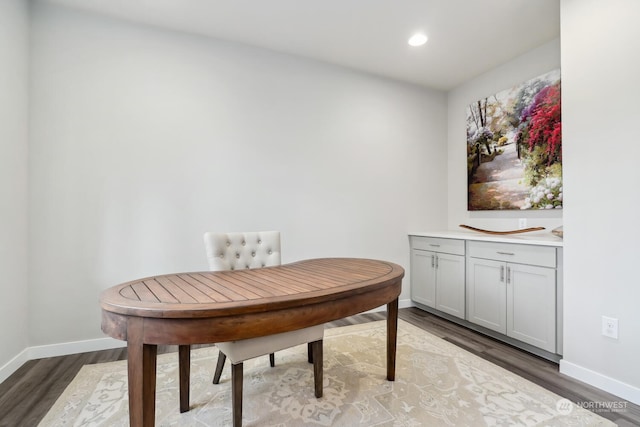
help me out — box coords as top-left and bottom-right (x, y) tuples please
(216, 324), (324, 364)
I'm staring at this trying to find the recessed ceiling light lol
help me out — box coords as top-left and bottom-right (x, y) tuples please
(408, 33), (428, 47)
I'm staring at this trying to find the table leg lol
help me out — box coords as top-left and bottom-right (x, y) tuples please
(386, 297), (398, 381)
(232, 363), (243, 427)
(127, 318), (158, 427)
(179, 345), (190, 413)
(311, 339), (323, 398)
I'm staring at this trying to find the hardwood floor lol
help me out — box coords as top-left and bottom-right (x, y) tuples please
(0, 307), (638, 426)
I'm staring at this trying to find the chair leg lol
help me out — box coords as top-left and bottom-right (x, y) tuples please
(307, 342), (313, 363)
(269, 352), (275, 367)
(232, 362), (243, 427)
(311, 339), (323, 398)
(213, 351), (227, 384)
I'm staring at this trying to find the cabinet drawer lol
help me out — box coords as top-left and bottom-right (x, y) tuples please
(468, 241), (556, 268)
(411, 236), (465, 256)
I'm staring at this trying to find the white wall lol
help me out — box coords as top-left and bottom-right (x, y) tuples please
(0, 0), (30, 379)
(447, 39), (562, 231)
(560, 0), (640, 404)
(27, 3), (447, 346)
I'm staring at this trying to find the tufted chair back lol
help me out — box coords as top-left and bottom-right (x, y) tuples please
(204, 231), (281, 271)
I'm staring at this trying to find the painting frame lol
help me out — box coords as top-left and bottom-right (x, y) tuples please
(466, 69), (562, 211)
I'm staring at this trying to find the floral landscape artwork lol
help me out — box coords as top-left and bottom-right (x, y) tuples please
(467, 69), (562, 210)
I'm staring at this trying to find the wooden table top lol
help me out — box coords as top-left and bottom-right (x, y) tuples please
(100, 258), (404, 319)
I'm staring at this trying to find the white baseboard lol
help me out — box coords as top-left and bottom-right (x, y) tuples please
(399, 298), (414, 309)
(0, 338), (126, 385)
(363, 298), (413, 313)
(27, 337), (127, 361)
(0, 349), (30, 384)
(560, 359), (640, 405)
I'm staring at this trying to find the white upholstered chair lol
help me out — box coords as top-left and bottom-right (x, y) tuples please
(203, 231), (324, 427)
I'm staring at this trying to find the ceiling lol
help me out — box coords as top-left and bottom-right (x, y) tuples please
(43, 0), (560, 91)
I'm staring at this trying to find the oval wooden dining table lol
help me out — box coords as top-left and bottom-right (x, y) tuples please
(100, 257), (404, 427)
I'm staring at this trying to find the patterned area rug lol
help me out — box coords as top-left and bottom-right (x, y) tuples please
(39, 320), (613, 426)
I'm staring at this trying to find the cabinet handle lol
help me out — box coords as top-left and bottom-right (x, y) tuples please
(435, 255), (439, 269)
(429, 244), (440, 247)
(497, 251), (515, 256)
(507, 266), (511, 284)
(500, 265), (504, 282)
(431, 254), (435, 268)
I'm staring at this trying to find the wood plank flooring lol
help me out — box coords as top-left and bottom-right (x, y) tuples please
(0, 308), (638, 426)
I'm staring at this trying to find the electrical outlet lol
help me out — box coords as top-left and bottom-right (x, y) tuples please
(518, 218), (527, 229)
(602, 316), (619, 339)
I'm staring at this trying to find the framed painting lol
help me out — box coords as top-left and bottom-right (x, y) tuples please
(467, 69), (561, 210)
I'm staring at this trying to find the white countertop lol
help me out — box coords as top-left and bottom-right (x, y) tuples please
(409, 230), (563, 247)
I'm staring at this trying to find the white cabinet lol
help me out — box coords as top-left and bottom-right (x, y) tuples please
(466, 257), (507, 333)
(410, 248), (436, 307)
(434, 253), (466, 318)
(410, 232), (562, 358)
(466, 241), (557, 353)
(410, 237), (465, 319)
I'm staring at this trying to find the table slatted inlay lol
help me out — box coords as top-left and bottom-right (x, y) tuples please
(105, 258), (398, 317)
(123, 259), (393, 303)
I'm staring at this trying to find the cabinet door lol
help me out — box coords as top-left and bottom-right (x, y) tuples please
(466, 257), (507, 334)
(435, 253), (465, 319)
(410, 249), (436, 308)
(507, 263), (556, 352)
